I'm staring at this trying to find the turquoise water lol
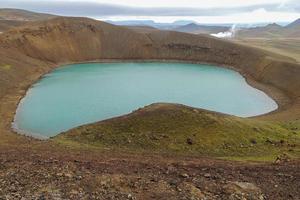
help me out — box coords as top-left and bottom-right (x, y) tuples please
(13, 62), (277, 138)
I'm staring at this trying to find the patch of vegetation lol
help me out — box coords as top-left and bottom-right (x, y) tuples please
(1, 64), (11, 70)
(55, 104), (300, 161)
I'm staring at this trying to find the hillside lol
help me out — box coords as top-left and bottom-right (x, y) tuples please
(57, 103), (300, 160)
(0, 8), (56, 32)
(0, 8), (56, 21)
(0, 19), (26, 32)
(125, 25), (158, 33)
(233, 38), (300, 63)
(233, 19), (300, 63)
(173, 23), (229, 34)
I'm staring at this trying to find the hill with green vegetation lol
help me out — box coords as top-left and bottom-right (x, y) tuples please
(57, 103), (300, 161)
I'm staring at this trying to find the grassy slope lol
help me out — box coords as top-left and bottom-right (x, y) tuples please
(56, 104), (300, 161)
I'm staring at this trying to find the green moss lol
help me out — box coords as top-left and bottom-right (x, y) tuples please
(55, 104), (300, 162)
(1, 64), (11, 70)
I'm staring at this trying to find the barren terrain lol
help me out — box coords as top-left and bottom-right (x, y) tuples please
(233, 38), (300, 63)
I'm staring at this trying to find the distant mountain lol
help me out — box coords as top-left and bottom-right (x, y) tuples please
(171, 20), (197, 26)
(0, 8), (57, 32)
(106, 20), (196, 30)
(107, 20), (155, 26)
(264, 23), (283, 30)
(286, 18), (300, 29)
(105, 20), (294, 35)
(282, 18), (300, 37)
(236, 19), (300, 38)
(236, 23), (282, 38)
(173, 23), (229, 34)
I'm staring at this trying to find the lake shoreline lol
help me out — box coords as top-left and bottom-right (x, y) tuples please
(9, 59), (288, 139)
(12, 61), (278, 139)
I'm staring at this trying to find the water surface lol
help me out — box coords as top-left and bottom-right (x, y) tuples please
(14, 62), (277, 138)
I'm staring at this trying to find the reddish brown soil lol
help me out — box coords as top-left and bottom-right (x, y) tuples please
(0, 143), (299, 200)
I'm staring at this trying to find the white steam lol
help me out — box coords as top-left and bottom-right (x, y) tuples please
(211, 24), (236, 38)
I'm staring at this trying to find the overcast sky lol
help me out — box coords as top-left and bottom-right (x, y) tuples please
(1, 0), (300, 23)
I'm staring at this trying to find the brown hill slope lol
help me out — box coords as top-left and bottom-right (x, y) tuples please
(125, 25), (158, 33)
(0, 20), (26, 32)
(233, 19), (300, 65)
(0, 8), (56, 32)
(233, 38), (300, 63)
(0, 8), (56, 21)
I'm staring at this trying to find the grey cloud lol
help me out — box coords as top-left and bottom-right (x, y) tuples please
(0, 0), (299, 17)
